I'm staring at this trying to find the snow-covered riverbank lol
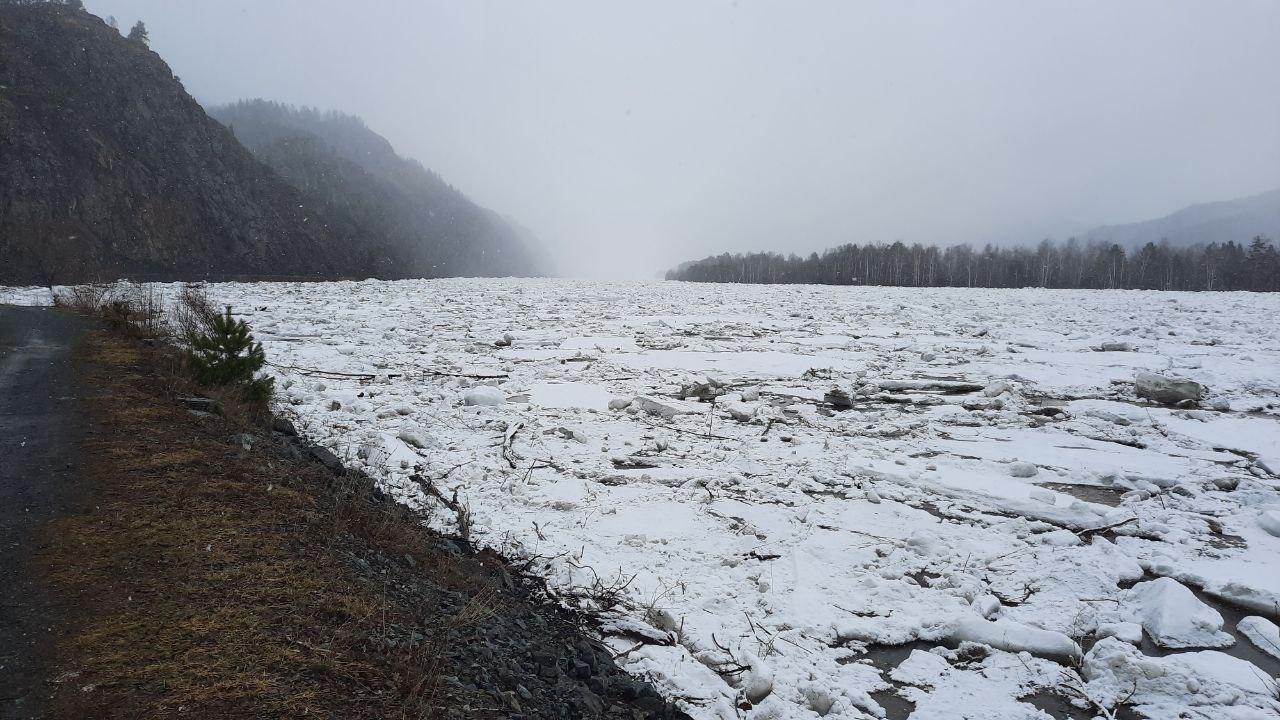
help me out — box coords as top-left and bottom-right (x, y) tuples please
(13, 279), (1280, 719)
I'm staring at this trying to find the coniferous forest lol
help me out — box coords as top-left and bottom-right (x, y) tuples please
(667, 237), (1280, 291)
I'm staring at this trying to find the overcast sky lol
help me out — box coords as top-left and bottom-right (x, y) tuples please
(88, 0), (1280, 279)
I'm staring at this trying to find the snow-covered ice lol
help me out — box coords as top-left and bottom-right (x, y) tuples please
(10, 279), (1280, 719)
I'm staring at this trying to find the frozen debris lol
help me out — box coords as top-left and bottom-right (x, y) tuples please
(551, 426), (589, 443)
(632, 395), (700, 419)
(463, 385), (506, 406)
(1096, 621), (1143, 645)
(1027, 487), (1055, 504)
(876, 379), (984, 394)
(1122, 577), (1234, 649)
(494, 332), (515, 347)
(607, 397), (632, 411)
(397, 427), (438, 449)
(1081, 408), (1130, 426)
(961, 397), (1002, 411)
(725, 402), (756, 422)
(741, 654), (774, 703)
(1238, 617), (1280, 662)
(1257, 509), (1280, 538)
(678, 376), (725, 401)
(1083, 638), (1277, 714)
(190, 279), (1280, 719)
(1134, 371), (1206, 406)
(1098, 341), (1136, 352)
(1036, 529), (1081, 546)
(982, 381), (1009, 397)
(947, 617), (1081, 662)
(824, 387), (853, 408)
(889, 648), (951, 686)
(1009, 462), (1039, 478)
(1201, 581), (1280, 617)
(971, 594), (1001, 619)
(798, 683), (836, 716)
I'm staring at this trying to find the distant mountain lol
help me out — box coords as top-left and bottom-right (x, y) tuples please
(0, 3), (397, 284)
(1084, 189), (1280, 248)
(210, 101), (547, 278)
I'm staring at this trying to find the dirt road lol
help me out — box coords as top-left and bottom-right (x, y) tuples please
(0, 307), (88, 719)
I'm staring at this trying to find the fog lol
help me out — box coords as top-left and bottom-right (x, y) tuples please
(86, 0), (1280, 279)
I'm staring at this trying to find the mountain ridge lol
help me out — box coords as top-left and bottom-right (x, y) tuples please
(0, 4), (544, 284)
(0, 3), (398, 284)
(210, 100), (548, 278)
(1084, 188), (1280, 248)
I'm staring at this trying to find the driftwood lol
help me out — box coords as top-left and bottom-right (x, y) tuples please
(409, 471), (472, 542)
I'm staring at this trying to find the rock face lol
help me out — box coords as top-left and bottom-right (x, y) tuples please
(209, 100), (547, 279)
(0, 4), (395, 284)
(0, 6), (544, 284)
(1135, 372), (1206, 406)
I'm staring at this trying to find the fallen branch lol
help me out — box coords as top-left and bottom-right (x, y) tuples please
(408, 472), (472, 542)
(501, 422), (525, 469)
(1074, 516), (1137, 539)
(636, 415), (735, 442)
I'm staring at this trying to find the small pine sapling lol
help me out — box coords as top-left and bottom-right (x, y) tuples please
(186, 306), (274, 401)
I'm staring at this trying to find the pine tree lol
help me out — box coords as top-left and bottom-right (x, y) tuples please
(186, 306), (274, 401)
(127, 20), (149, 45)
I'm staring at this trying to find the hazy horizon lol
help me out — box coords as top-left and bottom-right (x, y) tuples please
(86, 0), (1280, 279)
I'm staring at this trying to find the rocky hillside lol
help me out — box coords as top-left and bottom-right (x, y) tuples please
(210, 101), (546, 278)
(0, 4), (544, 284)
(0, 3), (399, 284)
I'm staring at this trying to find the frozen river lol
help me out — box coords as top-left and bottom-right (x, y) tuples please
(16, 279), (1280, 719)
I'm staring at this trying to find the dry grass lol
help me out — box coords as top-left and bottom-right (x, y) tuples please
(171, 283), (220, 340)
(41, 330), (495, 719)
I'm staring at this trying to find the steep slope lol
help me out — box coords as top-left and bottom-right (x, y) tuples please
(1085, 188), (1280, 248)
(0, 4), (397, 284)
(211, 101), (546, 278)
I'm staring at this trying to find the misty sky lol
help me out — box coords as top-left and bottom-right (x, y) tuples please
(87, 1), (1280, 279)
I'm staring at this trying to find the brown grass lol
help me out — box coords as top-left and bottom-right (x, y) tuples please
(42, 330), (494, 719)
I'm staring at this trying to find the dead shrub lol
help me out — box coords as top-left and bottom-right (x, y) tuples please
(53, 281), (168, 338)
(172, 283), (220, 340)
(51, 282), (113, 313)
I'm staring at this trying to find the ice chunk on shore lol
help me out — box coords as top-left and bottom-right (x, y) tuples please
(463, 385), (506, 406)
(1258, 509), (1280, 538)
(947, 617), (1081, 661)
(632, 395), (701, 419)
(1238, 616), (1280, 662)
(1123, 577), (1234, 649)
(1084, 638), (1276, 714)
(1135, 372), (1206, 406)
(1009, 461), (1039, 478)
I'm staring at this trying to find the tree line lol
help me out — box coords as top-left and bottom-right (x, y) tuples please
(666, 237), (1279, 292)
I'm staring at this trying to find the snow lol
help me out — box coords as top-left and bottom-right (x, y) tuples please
(1117, 577), (1234, 649)
(946, 618), (1081, 661)
(1238, 617), (1280, 662)
(9, 278), (1280, 719)
(1083, 638), (1278, 718)
(462, 385), (506, 406)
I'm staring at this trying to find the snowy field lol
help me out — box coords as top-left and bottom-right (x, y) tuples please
(10, 279), (1280, 719)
